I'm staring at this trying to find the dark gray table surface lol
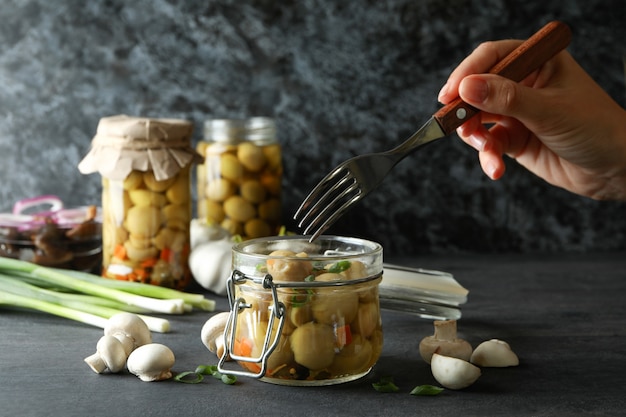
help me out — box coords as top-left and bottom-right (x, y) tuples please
(2, 252), (626, 417)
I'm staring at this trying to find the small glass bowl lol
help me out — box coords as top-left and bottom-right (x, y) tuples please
(0, 206), (102, 272)
(219, 235), (383, 386)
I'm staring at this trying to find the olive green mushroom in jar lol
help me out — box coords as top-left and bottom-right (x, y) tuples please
(197, 118), (283, 239)
(224, 239), (384, 385)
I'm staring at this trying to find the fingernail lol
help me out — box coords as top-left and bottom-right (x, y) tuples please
(485, 161), (498, 179)
(469, 134), (487, 151)
(461, 77), (489, 104)
(437, 82), (449, 102)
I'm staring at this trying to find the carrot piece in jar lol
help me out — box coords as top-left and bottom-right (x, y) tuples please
(159, 248), (173, 262)
(335, 324), (353, 348)
(141, 257), (158, 268)
(113, 244), (127, 260)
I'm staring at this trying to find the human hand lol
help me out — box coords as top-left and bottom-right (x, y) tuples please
(438, 39), (626, 200)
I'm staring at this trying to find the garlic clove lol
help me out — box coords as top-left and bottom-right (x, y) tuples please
(470, 339), (519, 367)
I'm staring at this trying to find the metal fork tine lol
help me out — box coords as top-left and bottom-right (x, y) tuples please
(300, 179), (361, 233)
(296, 171), (355, 228)
(300, 178), (359, 231)
(304, 187), (363, 241)
(293, 167), (350, 220)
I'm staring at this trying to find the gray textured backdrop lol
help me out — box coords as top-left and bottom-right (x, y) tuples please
(1, 0), (625, 257)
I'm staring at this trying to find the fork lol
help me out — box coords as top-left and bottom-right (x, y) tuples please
(294, 21), (572, 241)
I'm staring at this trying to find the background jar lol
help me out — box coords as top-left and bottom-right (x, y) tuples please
(79, 115), (202, 289)
(196, 117), (282, 239)
(219, 235), (384, 386)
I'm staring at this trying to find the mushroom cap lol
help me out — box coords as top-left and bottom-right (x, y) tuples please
(470, 339), (519, 367)
(201, 312), (230, 354)
(431, 353), (481, 390)
(419, 337), (473, 364)
(127, 343), (175, 382)
(84, 335), (127, 374)
(104, 313), (152, 351)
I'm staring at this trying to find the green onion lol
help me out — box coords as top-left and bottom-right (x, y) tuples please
(410, 385), (444, 396)
(193, 364), (237, 385)
(195, 365), (217, 375)
(327, 260), (351, 273)
(174, 371), (204, 384)
(0, 289), (109, 329)
(221, 373), (237, 385)
(0, 257), (203, 314)
(0, 275), (171, 333)
(60, 269), (215, 311)
(372, 376), (400, 393)
(0, 257), (216, 331)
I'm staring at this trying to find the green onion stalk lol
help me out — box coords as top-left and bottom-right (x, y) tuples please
(0, 257), (216, 332)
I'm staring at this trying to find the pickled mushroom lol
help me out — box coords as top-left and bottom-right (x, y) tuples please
(32, 220), (73, 265)
(328, 334), (373, 376)
(290, 322), (336, 370)
(311, 273), (359, 325)
(266, 250), (313, 282)
(237, 142), (267, 172)
(352, 301), (380, 338)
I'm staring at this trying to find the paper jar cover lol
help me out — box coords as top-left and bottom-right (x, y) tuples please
(78, 114), (203, 181)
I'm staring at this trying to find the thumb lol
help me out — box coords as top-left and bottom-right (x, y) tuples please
(459, 74), (545, 122)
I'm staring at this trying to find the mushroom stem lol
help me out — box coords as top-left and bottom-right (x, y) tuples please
(84, 335), (128, 374)
(84, 352), (107, 374)
(433, 319), (458, 340)
(419, 320), (473, 364)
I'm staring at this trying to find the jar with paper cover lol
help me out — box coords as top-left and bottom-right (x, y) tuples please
(79, 115), (202, 289)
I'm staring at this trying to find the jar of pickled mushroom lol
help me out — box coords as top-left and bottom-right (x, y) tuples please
(218, 235), (384, 386)
(78, 115), (202, 289)
(196, 117), (282, 239)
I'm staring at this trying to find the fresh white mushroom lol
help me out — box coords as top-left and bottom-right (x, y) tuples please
(84, 313), (152, 374)
(201, 311), (231, 360)
(430, 352), (481, 390)
(470, 339), (519, 367)
(419, 320), (473, 364)
(104, 312), (152, 355)
(126, 343), (175, 382)
(84, 335), (128, 374)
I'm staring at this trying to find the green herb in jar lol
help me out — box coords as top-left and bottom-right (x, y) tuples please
(327, 260), (351, 273)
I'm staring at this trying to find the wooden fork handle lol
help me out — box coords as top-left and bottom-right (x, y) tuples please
(433, 20), (572, 135)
